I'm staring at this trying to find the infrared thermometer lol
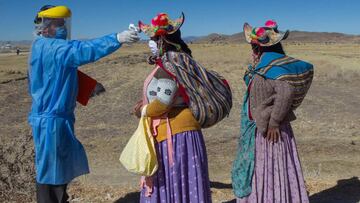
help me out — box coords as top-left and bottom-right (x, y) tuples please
(129, 24), (140, 33)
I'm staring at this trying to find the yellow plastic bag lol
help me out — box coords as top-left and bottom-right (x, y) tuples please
(119, 116), (158, 176)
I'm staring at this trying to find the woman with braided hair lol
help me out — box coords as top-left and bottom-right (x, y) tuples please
(134, 13), (212, 203)
(232, 20), (313, 203)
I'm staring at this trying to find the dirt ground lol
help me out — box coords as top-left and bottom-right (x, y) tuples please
(0, 43), (359, 203)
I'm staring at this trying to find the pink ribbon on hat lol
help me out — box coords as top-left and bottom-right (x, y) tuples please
(265, 20), (278, 29)
(256, 27), (266, 38)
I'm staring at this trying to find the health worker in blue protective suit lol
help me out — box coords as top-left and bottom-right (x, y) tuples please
(28, 5), (140, 203)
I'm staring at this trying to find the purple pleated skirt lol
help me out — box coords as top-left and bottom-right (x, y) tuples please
(237, 123), (309, 203)
(140, 130), (212, 203)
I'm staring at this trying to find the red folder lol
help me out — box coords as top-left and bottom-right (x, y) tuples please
(77, 70), (97, 106)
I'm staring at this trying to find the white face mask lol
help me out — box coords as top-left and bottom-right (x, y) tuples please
(148, 40), (158, 56)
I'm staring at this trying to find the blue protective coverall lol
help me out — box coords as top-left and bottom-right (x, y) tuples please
(28, 33), (121, 184)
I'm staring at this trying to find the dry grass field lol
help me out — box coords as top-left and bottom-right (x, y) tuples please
(0, 42), (359, 203)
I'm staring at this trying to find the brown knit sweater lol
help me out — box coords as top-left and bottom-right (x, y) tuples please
(249, 75), (296, 134)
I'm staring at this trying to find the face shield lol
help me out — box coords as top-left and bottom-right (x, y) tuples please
(34, 5), (72, 40)
(35, 17), (71, 40)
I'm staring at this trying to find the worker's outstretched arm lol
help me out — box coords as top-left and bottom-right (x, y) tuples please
(64, 31), (139, 67)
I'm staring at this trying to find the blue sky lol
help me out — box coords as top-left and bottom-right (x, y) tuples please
(0, 0), (359, 40)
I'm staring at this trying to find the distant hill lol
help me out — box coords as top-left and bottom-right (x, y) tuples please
(0, 40), (32, 46)
(182, 36), (202, 43)
(191, 31), (360, 44)
(2, 31), (360, 46)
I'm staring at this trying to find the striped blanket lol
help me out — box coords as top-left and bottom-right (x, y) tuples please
(160, 51), (232, 128)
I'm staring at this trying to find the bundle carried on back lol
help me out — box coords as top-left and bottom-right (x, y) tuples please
(159, 51), (233, 128)
(245, 52), (314, 109)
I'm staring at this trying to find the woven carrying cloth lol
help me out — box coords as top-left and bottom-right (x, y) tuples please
(245, 52), (314, 109)
(231, 80), (256, 198)
(160, 51), (232, 128)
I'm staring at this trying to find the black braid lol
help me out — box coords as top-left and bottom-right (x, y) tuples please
(164, 30), (192, 57)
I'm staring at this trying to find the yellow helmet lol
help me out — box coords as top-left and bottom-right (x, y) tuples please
(37, 6), (71, 19)
(34, 5), (72, 40)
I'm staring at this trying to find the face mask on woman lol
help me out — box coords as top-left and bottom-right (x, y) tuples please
(148, 40), (158, 56)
